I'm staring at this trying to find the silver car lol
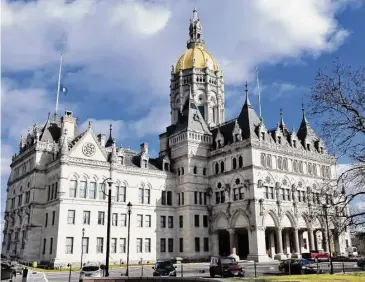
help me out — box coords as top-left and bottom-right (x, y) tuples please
(79, 265), (103, 280)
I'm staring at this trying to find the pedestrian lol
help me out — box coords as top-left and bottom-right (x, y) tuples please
(22, 267), (28, 282)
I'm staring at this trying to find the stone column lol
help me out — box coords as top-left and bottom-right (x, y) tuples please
(308, 228), (315, 251)
(322, 229), (329, 253)
(276, 228), (283, 254)
(269, 231), (276, 258)
(228, 229), (235, 253)
(210, 232), (219, 256)
(293, 228), (300, 255)
(284, 230), (290, 255)
(334, 231), (341, 255)
(247, 226), (270, 262)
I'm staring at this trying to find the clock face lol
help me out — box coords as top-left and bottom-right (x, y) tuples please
(82, 142), (96, 157)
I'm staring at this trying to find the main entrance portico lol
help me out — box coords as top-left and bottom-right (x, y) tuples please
(210, 208), (342, 262)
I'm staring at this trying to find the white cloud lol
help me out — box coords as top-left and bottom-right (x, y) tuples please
(1, 0), (355, 95)
(1, 144), (14, 175)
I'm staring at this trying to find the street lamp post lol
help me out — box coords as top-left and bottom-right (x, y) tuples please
(323, 204), (334, 274)
(105, 179), (113, 277)
(126, 202), (133, 277)
(80, 228), (85, 269)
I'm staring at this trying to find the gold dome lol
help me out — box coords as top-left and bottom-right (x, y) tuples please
(175, 45), (219, 73)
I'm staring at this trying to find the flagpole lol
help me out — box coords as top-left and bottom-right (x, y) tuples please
(55, 53), (63, 116)
(256, 66), (262, 118)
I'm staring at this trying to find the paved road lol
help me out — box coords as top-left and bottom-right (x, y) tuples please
(10, 261), (364, 281)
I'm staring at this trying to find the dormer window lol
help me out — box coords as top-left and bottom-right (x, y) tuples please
(193, 166), (197, 174)
(307, 144), (310, 151)
(320, 147), (323, 154)
(235, 134), (239, 142)
(164, 163), (170, 171)
(277, 136), (281, 144)
(217, 140), (222, 148)
(119, 156), (124, 165)
(293, 140), (297, 148)
(143, 159), (148, 168)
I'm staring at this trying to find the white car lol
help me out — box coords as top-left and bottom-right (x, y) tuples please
(79, 265), (104, 280)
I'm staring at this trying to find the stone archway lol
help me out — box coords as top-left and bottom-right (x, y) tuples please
(213, 213), (230, 256)
(230, 210), (250, 259)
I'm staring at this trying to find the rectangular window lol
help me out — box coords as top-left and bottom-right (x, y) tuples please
(286, 189), (291, 201)
(194, 191), (198, 204)
(138, 188), (144, 203)
(181, 192), (184, 205)
(269, 187), (274, 199)
(179, 215), (183, 228)
(281, 188), (285, 201)
(168, 216), (174, 228)
(69, 180), (77, 198)
(51, 183), (54, 199)
(161, 216), (166, 228)
(89, 182), (96, 199)
(178, 193), (181, 206)
(194, 215), (200, 227)
(203, 215), (208, 227)
(199, 192), (203, 205)
(168, 238), (173, 253)
(204, 192), (207, 205)
(297, 191), (302, 202)
(234, 188), (239, 201)
(50, 238), (53, 254)
(179, 238), (183, 253)
(82, 237), (89, 254)
(117, 186), (126, 202)
(83, 211), (90, 225)
(47, 185), (51, 201)
(67, 210), (75, 224)
(160, 238), (166, 253)
(52, 211), (56, 225)
(119, 238), (126, 253)
(166, 191), (172, 205)
(111, 238), (117, 253)
(162, 191), (166, 205)
(120, 214), (127, 227)
(25, 191), (30, 203)
(54, 182), (58, 199)
(145, 238), (151, 253)
(112, 213), (118, 226)
(195, 237), (200, 252)
(137, 238), (142, 253)
(302, 191), (306, 202)
(18, 194), (23, 206)
(204, 237), (209, 252)
(137, 214), (143, 227)
(145, 215), (151, 227)
(79, 181), (87, 198)
(99, 183), (106, 200)
(98, 211), (105, 225)
(96, 237), (104, 253)
(65, 237), (74, 254)
(144, 189), (150, 204)
(42, 238), (46, 254)
(45, 213), (48, 227)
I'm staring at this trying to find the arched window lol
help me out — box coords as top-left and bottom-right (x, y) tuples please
(181, 167), (185, 175)
(232, 158), (237, 170)
(220, 161), (225, 173)
(177, 168), (180, 176)
(238, 156), (243, 168)
(203, 168), (206, 176)
(293, 160), (298, 172)
(313, 164), (317, 176)
(69, 178), (77, 198)
(215, 163), (219, 175)
(193, 166), (197, 174)
(215, 182), (226, 204)
(283, 158), (288, 171)
(267, 155), (272, 168)
(277, 157), (283, 170)
(79, 178), (87, 198)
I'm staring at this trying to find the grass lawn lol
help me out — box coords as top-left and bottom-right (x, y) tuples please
(230, 272), (365, 282)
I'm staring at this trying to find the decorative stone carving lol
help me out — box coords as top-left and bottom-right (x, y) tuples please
(226, 202), (232, 218)
(257, 180), (263, 188)
(82, 142), (96, 157)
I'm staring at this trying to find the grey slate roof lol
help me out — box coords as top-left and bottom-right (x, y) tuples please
(40, 114), (62, 143)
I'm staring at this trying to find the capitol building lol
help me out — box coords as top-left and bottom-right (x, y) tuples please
(2, 9), (351, 266)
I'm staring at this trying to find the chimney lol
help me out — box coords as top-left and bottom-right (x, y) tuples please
(61, 111), (77, 140)
(140, 143), (149, 155)
(98, 134), (106, 147)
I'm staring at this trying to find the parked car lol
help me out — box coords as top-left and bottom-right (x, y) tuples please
(1, 263), (16, 281)
(357, 257), (365, 268)
(79, 265), (104, 281)
(209, 256), (244, 278)
(152, 260), (177, 276)
(278, 258), (323, 275)
(346, 247), (358, 257)
(301, 251), (329, 261)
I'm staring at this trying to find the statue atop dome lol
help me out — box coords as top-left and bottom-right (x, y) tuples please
(187, 8), (205, 49)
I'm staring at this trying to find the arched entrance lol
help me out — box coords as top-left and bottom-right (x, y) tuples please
(218, 230), (230, 256)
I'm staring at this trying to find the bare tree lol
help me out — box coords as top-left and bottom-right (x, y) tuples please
(308, 58), (365, 231)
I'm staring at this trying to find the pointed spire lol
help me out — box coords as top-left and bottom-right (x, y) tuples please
(88, 120), (92, 130)
(187, 7), (204, 49)
(301, 102), (308, 123)
(60, 129), (69, 155)
(105, 124), (114, 148)
(279, 108), (285, 127)
(244, 81), (251, 107)
(110, 138), (118, 163)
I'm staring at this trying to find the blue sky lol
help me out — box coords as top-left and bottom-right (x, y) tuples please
(1, 0), (365, 226)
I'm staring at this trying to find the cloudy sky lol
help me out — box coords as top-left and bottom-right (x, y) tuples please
(1, 0), (365, 223)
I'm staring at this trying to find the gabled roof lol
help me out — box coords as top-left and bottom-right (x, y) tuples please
(236, 95), (261, 140)
(210, 119), (236, 148)
(297, 110), (318, 142)
(40, 114), (62, 143)
(166, 97), (211, 136)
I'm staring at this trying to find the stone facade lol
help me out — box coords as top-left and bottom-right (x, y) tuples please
(2, 9), (351, 266)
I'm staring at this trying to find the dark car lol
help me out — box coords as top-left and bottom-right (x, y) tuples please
(209, 256), (244, 278)
(1, 263), (16, 280)
(357, 258), (365, 268)
(278, 258), (322, 275)
(152, 261), (177, 276)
